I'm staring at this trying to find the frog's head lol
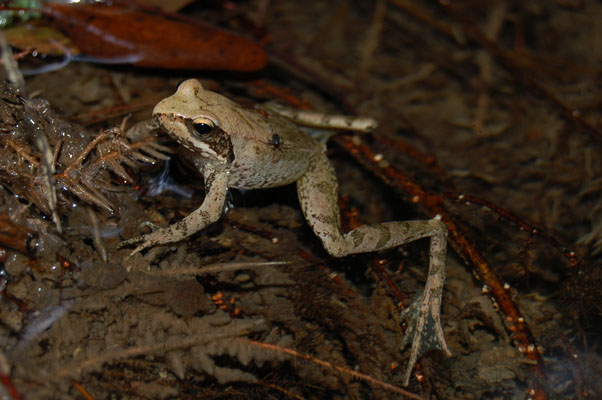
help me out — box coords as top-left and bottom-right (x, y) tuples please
(153, 79), (234, 165)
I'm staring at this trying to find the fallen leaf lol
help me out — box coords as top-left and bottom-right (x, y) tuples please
(2, 24), (78, 56)
(45, 2), (267, 71)
(133, 0), (196, 13)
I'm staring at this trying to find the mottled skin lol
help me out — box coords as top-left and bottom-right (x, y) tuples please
(122, 79), (450, 385)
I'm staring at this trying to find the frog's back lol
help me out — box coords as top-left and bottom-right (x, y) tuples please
(152, 80), (322, 191)
(223, 104), (322, 189)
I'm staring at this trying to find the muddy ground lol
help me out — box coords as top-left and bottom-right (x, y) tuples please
(1, 1), (601, 399)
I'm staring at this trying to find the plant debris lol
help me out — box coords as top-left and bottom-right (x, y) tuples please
(0, 1), (601, 399)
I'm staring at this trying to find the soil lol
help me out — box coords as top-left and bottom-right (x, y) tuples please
(0, 1), (601, 399)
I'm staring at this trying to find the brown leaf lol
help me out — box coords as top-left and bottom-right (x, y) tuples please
(0, 214), (36, 255)
(2, 25), (79, 56)
(133, 0), (196, 13)
(45, 3), (267, 71)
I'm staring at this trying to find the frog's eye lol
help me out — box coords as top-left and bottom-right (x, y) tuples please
(191, 117), (215, 137)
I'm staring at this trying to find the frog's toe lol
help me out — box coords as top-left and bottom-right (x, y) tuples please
(119, 235), (146, 248)
(119, 235), (154, 259)
(128, 242), (150, 258)
(400, 292), (451, 386)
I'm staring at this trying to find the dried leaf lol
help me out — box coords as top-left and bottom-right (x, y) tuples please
(0, 213), (36, 254)
(134, 0), (195, 13)
(45, 3), (267, 71)
(2, 25), (78, 56)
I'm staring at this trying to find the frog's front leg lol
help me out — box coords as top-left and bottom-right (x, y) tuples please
(297, 152), (450, 386)
(121, 170), (228, 257)
(125, 118), (160, 142)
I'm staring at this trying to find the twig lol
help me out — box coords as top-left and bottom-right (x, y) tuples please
(334, 133), (548, 398)
(72, 381), (95, 400)
(473, 2), (506, 136)
(141, 261), (292, 276)
(258, 382), (305, 400)
(444, 192), (581, 269)
(245, 339), (425, 400)
(390, 0), (602, 143)
(359, 0), (387, 73)
(0, 350), (22, 400)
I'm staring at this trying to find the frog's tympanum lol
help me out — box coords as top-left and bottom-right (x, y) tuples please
(122, 79), (450, 385)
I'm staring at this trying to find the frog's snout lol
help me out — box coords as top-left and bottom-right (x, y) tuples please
(152, 97), (169, 120)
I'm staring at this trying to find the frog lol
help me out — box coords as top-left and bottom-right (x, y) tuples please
(121, 79), (450, 385)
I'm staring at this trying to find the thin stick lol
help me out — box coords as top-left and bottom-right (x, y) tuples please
(246, 339), (425, 400)
(142, 261), (292, 276)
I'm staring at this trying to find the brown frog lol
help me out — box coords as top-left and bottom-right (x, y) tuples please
(122, 79), (450, 384)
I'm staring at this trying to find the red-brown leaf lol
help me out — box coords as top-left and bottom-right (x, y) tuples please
(45, 3), (267, 71)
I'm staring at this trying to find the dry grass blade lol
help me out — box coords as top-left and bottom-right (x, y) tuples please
(0, 31), (25, 90)
(87, 207), (107, 262)
(57, 177), (114, 213)
(96, 141), (132, 183)
(2, 137), (39, 167)
(51, 124), (172, 213)
(33, 132), (62, 233)
(129, 149), (160, 164)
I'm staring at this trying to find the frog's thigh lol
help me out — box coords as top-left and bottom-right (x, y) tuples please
(297, 152), (447, 258)
(297, 152), (346, 256)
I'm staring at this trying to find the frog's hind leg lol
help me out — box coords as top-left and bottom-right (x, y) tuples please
(297, 152), (450, 386)
(262, 102), (378, 133)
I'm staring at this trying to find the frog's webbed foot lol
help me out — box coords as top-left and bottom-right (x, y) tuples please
(119, 229), (168, 258)
(119, 218), (208, 258)
(400, 286), (451, 386)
